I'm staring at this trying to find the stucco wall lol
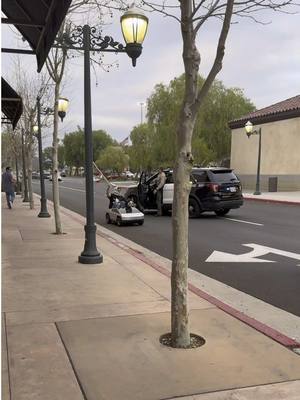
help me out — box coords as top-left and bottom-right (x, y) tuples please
(235, 175), (300, 191)
(230, 117), (300, 190)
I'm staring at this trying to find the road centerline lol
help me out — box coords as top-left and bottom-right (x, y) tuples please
(59, 185), (85, 193)
(222, 217), (263, 226)
(33, 181), (85, 193)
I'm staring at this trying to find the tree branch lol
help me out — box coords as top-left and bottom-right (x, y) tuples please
(194, 0), (221, 33)
(193, 0), (234, 113)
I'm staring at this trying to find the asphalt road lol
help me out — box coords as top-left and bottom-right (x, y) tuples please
(33, 177), (300, 317)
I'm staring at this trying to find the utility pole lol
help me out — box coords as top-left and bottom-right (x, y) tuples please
(21, 129), (29, 202)
(139, 102), (145, 124)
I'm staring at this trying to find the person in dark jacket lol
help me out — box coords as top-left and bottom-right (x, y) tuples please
(2, 167), (15, 209)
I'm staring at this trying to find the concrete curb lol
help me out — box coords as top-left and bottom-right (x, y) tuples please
(243, 195), (300, 206)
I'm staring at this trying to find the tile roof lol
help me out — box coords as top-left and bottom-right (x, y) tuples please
(229, 95), (300, 129)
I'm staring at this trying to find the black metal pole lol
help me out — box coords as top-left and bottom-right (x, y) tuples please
(37, 96), (51, 217)
(15, 156), (21, 194)
(78, 25), (103, 264)
(254, 128), (262, 195)
(21, 129), (29, 202)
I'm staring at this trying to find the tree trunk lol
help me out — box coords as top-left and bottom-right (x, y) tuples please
(171, 152), (191, 347)
(171, 0), (200, 348)
(170, 0), (234, 348)
(52, 83), (63, 234)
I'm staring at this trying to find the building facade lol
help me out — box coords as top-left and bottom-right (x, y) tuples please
(229, 95), (300, 191)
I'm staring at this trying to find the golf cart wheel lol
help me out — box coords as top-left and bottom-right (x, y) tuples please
(116, 217), (122, 226)
(105, 213), (111, 224)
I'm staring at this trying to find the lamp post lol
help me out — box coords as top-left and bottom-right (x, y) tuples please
(34, 96), (69, 217)
(139, 102), (145, 124)
(245, 120), (262, 195)
(15, 156), (21, 195)
(57, 5), (148, 264)
(21, 128), (29, 202)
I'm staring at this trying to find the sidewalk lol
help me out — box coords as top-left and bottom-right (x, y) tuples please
(2, 194), (300, 400)
(243, 190), (300, 204)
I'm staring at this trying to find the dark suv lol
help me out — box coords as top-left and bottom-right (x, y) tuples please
(124, 167), (243, 217)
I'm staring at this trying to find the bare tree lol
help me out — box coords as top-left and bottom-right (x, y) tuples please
(1, 128), (21, 171)
(141, 0), (297, 348)
(12, 59), (49, 209)
(8, 128), (22, 192)
(45, 20), (69, 234)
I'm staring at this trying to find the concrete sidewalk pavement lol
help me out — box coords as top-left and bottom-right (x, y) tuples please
(2, 194), (300, 400)
(243, 190), (300, 204)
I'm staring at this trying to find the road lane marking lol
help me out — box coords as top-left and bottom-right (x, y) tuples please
(57, 185), (85, 193)
(222, 217), (263, 226)
(32, 181), (85, 193)
(206, 243), (300, 264)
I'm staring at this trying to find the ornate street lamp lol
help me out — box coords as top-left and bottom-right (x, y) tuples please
(34, 96), (51, 217)
(34, 95), (69, 217)
(245, 120), (262, 195)
(58, 97), (69, 122)
(121, 4), (148, 66)
(56, 5), (149, 264)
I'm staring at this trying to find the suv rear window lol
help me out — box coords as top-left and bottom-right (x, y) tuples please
(209, 170), (238, 183)
(191, 171), (208, 183)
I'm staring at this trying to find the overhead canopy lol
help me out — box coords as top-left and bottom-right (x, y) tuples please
(1, 78), (23, 129)
(2, 0), (72, 72)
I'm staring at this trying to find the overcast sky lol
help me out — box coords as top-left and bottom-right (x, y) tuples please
(2, 4), (300, 147)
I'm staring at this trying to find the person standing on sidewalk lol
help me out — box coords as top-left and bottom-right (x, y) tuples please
(154, 167), (166, 216)
(2, 167), (15, 209)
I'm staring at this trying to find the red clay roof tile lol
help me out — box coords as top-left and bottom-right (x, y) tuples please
(229, 95), (300, 128)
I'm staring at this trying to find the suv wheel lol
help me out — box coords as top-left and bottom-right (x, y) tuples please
(189, 198), (200, 218)
(162, 205), (169, 216)
(215, 208), (230, 216)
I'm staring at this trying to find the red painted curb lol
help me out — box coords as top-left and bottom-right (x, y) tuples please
(187, 285), (300, 348)
(59, 206), (300, 350)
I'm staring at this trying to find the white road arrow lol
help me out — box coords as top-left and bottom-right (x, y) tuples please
(206, 243), (300, 265)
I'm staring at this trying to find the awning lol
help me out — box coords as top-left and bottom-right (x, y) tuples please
(2, 0), (72, 72)
(1, 78), (23, 129)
